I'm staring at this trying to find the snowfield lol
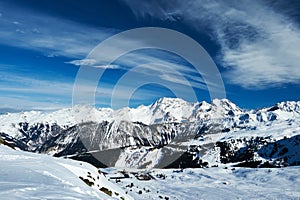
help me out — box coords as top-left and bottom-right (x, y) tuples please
(0, 145), (299, 200)
(0, 145), (132, 200)
(104, 167), (300, 200)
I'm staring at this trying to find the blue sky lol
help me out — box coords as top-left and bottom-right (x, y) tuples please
(0, 0), (299, 111)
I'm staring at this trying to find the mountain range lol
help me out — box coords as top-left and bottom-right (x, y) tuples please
(0, 98), (299, 169)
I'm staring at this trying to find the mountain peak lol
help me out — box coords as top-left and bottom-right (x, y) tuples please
(211, 98), (241, 112)
(277, 101), (300, 112)
(153, 97), (189, 105)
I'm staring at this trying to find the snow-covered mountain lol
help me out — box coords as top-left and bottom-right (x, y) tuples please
(0, 98), (300, 169)
(0, 97), (240, 131)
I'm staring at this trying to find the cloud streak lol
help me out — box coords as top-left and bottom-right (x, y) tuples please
(0, 64), (197, 110)
(0, 1), (227, 110)
(67, 49), (210, 98)
(0, 2), (117, 58)
(65, 59), (121, 70)
(0, 72), (74, 110)
(122, 0), (300, 89)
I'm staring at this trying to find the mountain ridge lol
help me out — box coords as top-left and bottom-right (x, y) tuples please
(1, 97), (299, 132)
(0, 97), (300, 169)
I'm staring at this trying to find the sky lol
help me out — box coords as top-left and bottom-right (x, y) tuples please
(0, 0), (299, 111)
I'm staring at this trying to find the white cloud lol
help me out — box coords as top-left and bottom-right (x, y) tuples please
(122, 0), (300, 89)
(65, 59), (121, 70)
(93, 65), (120, 69)
(86, 49), (209, 91)
(66, 59), (97, 66)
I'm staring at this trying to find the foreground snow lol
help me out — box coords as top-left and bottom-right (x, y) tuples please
(104, 167), (300, 200)
(1, 145), (299, 200)
(102, 166), (300, 200)
(0, 146), (132, 200)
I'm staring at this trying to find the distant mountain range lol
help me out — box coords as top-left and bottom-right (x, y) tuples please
(0, 98), (299, 169)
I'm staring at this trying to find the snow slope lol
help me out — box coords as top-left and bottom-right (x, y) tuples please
(101, 167), (300, 200)
(1, 145), (299, 200)
(0, 145), (133, 200)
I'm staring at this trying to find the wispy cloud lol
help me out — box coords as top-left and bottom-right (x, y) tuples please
(122, 0), (300, 89)
(65, 59), (121, 70)
(0, 72), (74, 110)
(93, 65), (121, 69)
(0, 2), (117, 58)
(0, 64), (193, 110)
(0, 96), (68, 111)
(65, 59), (97, 66)
(0, 1), (222, 110)
(85, 49), (208, 89)
(68, 48), (210, 104)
